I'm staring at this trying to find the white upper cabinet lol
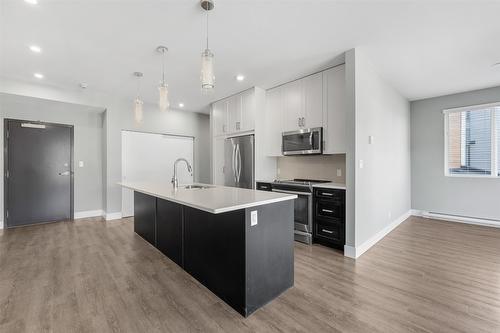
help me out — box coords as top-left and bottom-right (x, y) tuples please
(240, 89), (256, 132)
(283, 79), (304, 132)
(212, 100), (228, 137)
(227, 94), (242, 133)
(212, 136), (226, 185)
(323, 65), (346, 154)
(264, 87), (283, 156)
(302, 72), (323, 129)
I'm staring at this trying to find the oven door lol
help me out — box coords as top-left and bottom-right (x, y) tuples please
(272, 188), (312, 233)
(282, 128), (322, 155)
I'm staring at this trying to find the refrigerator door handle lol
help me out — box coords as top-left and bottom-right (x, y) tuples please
(232, 143), (237, 183)
(236, 143), (242, 182)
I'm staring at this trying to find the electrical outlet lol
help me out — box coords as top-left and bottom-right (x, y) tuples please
(336, 169), (342, 177)
(251, 210), (258, 226)
(369, 135), (374, 144)
(78, 161), (84, 168)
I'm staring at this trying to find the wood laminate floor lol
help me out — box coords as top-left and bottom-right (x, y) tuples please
(0, 216), (499, 332)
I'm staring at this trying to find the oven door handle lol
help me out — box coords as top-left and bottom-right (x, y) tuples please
(272, 189), (312, 196)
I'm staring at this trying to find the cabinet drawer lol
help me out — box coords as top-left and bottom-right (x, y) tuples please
(315, 221), (343, 242)
(256, 182), (272, 191)
(314, 188), (345, 200)
(316, 200), (343, 219)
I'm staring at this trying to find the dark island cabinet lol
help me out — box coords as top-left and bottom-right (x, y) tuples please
(156, 199), (183, 267)
(132, 191), (294, 317)
(134, 191), (156, 246)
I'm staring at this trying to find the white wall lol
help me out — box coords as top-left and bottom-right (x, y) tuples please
(345, 48), (411, 257)
(0, 77), (211, 220)
(0, 93), (104, 219)
(411, 86), (500, 220)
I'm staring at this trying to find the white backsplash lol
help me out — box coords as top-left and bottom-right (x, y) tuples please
(277, 154), (346, 183)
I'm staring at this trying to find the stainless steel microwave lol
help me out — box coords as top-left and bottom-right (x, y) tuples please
(282, 127), (323, 155)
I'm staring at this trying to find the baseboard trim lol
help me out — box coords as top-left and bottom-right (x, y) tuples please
(344, 210), (412, 259)
(74, 210), (104, 219)
(412, 210), (500, 228)
(105, 212), (123, 221)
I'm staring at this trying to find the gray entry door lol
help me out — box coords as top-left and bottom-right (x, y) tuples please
(5, 120), (73, 227)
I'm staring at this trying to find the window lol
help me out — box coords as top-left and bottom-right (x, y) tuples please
(444, 103), (499, 177)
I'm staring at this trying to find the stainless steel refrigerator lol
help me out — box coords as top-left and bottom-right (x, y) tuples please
(224, 135), (255, 189)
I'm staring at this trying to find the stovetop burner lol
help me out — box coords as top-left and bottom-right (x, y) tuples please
(274, 178), (331, 186)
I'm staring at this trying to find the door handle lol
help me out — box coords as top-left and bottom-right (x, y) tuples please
(232, 144), (237, 182)
(58, 171), (71, 176)
(321, 209), (334, 213)
(236, 144), (242, 182)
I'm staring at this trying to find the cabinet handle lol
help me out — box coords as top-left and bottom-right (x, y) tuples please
(322, 229), (334, 234)
(297, 118), (301, 127)
(321, 209), (334, 213)
(222, 124), (226, 133)
(302, 117), (306, 127)
(236, 122), (240, 130)
(321, 192), (333, 196)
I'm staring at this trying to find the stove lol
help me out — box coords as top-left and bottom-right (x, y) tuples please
(271, 179), (331, 244)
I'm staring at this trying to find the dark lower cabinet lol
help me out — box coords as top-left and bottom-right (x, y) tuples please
(132, 191), (294, 317)
(183, 207), (246, 314)
(156, 199), (183, 267)
(313, 188), (345, 250)
(134, 191), (156, 246)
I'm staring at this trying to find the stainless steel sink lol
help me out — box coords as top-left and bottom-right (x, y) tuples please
(182, 184), (213, 190)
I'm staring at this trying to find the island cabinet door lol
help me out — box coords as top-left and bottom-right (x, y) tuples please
(183, 207), (247, 316)
(156, 199), (183, 267)
(134, 192), (156, 246)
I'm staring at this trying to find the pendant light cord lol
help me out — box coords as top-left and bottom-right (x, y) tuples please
(206, 9), (209, 49)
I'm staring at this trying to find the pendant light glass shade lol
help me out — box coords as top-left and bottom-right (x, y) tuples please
(134, 97), (144, 123)
(201, 48), (215, 91)
(156, 46), (170, 111)
(158, 83), (169, 112)
(132, 71), (144, 124)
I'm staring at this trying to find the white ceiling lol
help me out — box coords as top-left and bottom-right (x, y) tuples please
(2, 0), (500, 113)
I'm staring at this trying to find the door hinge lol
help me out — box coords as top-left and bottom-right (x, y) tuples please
(6, 210), (8, 219)
(6, 170), (9, 179)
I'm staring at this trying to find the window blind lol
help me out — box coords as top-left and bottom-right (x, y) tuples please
(446, 106), (499, 176)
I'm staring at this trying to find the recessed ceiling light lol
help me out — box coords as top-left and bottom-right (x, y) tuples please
(236, 74), (245, 82)
(33, 73), (44, 79)
(178, 103), (185, 108)
(29, 45), (42, 53)
(24, 0), (38, 4)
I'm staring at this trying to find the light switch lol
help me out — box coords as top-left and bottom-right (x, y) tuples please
(359, 160), (364, 169)
(78, 161), (84, 168)
(369, 136), (374, 144)
(336, 169), (342, 177)
(251, 210), (258, 226)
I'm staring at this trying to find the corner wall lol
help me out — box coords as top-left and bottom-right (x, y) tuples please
(411, 86), (500, 220)
(345, 48), (412, 257)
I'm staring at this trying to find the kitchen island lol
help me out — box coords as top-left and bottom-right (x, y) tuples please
(119, 181), (297, 317)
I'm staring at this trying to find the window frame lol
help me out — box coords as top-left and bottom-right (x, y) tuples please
(443, 102), (499, 178)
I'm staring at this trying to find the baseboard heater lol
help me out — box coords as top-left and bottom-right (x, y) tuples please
(419, 211), (500, 228)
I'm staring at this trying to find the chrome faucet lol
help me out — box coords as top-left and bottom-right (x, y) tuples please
(172, 158), (193, 189)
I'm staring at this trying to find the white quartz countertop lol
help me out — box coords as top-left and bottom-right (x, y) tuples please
(312, 182), (346, 190)
(119, 181), (297, 214)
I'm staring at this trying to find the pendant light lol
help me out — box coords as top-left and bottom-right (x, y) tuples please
(200, 0), (215, 92)
(133, 72), (144, 123)
(156, 46), (170, 112)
